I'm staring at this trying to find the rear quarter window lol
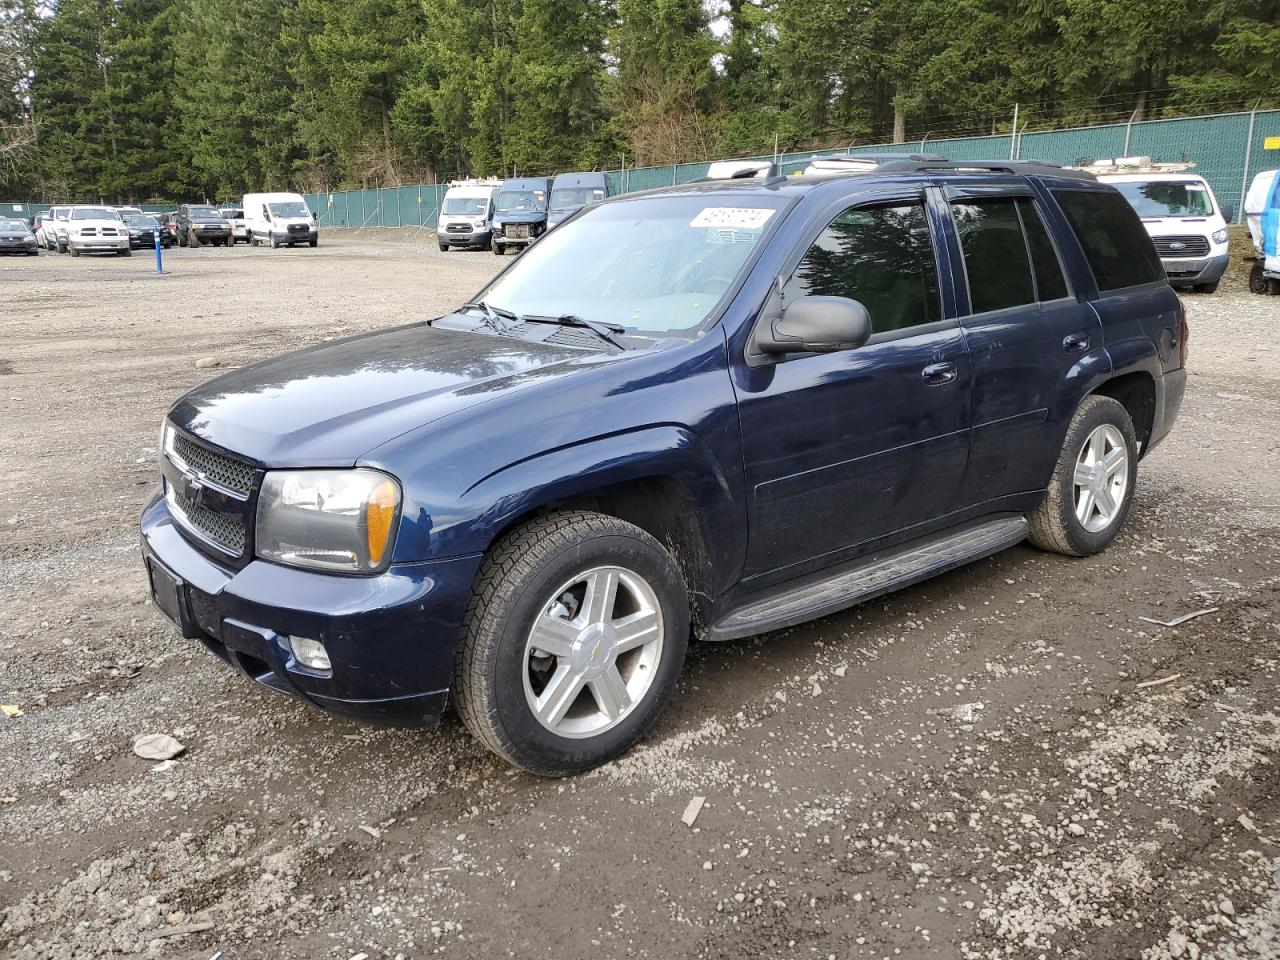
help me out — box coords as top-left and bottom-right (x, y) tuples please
(1052, 189), (1164, 292)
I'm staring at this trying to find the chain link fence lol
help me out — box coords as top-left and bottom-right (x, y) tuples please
(8, 108), (1276, 227)
(301, 107), (1280, 230)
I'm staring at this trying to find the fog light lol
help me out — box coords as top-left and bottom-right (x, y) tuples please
(289, 635), (331, 671)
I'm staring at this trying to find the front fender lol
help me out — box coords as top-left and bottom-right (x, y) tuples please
(454, 425), (747, 596)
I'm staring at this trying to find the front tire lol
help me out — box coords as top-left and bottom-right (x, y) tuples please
(453, 511), (690, 776)
(1027, 395), (1138, 557)
(493, 241), (504, 256)
(69, 244), (79, 257)
(119, 248), (131, 257)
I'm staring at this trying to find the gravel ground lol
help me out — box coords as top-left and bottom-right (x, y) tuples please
(1, 231), (1278, 960)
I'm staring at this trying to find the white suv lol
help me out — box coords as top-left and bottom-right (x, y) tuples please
(46, 205), (71, 252)
(66, 205), (130, 257)
(1093, 161), (1231, 294)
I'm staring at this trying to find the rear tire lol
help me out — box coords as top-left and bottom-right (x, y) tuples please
(1027, 395), (1138, 557)
(453, 511), (689, 777)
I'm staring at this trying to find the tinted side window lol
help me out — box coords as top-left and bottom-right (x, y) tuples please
(1018, 199), (1069, 301)
(952, 200), (1034, 313)
(784, 203), (940, 334)
(1052, 189), (1164, 291)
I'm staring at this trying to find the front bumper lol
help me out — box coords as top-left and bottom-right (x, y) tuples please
(1163, 253), (1229, 287)
(129, 232), (170, 248)
(440, 228), (490, 246)
(140, 492), (482, 726)
(192, 228), (231, 242)
(0, 239), (37, 253)
(71, 238), (128, 252)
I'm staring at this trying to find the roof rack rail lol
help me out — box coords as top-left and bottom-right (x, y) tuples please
(873, 159), (1097, 181)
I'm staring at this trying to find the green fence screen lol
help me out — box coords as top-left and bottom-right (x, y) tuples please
(299, 108), (1280, 229)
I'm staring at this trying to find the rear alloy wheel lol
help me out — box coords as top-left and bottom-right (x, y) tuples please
(1028, 395), (1137, 556)
(454, 511), (689, 776)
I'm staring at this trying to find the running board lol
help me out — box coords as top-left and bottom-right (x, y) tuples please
(708, 516), (1028, 641)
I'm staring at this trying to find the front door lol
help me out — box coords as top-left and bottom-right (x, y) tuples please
(734, 195), (971, 579)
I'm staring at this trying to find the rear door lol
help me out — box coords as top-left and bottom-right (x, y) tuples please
(733, 189), (972, 578)
(937, 184), (1102, 505)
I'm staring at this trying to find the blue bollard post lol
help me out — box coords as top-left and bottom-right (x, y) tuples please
(154, 225), (163, 274)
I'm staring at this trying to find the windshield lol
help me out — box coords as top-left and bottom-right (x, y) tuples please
(1113, 180), (1214, 218)
(442, 196), (489, 216)
(188, 206), (221, 219)
(220, 208), (244, 218)
(495, 189), (545, 214)
(72, 207), (119, 220)
(125, 214), (159, 227)
(549, 186), (606, 213)
(0, 219), (28, 231)
(475, 195), (783, 337)
(267, 201), (308, 218)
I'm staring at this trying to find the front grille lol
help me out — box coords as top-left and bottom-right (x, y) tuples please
(447, 223), (469, 233)
(287, 224), (309, 234)
(1153, 235), (1210, 258)
(506, 223), (531, 239)
(101, 229), (118, 236)
(169, 488), (246, 554)
(170, 432), (255, 497)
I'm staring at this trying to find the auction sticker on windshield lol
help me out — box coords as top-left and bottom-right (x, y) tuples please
(690, 207), (775, 230)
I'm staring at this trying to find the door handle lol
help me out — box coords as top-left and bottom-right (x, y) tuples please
(1062, 333), (1090, 354)
(921, 361), (957, 385)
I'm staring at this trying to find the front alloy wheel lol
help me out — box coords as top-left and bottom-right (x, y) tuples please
(523, 566), (663, 739)
(454, 511), (689, 776)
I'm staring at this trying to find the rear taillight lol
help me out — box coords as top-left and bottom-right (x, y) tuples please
(1178, 300), (1189, 368)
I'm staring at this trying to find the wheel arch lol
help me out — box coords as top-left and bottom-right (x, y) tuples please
(442, 425), (746, 629)
(1089, 370), (1157, 455)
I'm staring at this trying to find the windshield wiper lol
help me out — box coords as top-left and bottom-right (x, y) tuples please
(460, 299), (518, 332)
(521, 313), (626, 350)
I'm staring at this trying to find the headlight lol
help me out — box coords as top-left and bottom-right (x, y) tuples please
(256, 469), (400, 574)
(473, 219), (486, 228)
(1211, 228), (1228, 245)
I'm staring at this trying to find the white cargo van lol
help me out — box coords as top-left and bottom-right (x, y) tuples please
(1090, 158), (1232, 293)
(1244, 168), (1280, 295)
(243, 192), (318, 249)
(436, 180), (499, 251)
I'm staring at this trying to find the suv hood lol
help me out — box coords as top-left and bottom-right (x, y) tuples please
(169, 323), (595, 466)
(495, 211), (547, 224)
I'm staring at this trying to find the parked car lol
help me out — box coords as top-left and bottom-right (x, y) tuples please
(1091, 159), (1231, 294)
(0, 216), (39, 255)
(141, 160), (1186, 775)
(156, 212), (180, 242)
(243, 192), (318, 248)
(122, 212), (172, 249)
(66, 205), (130, 256)
(175, 204), (233, 247)
(46, 205), (71, 252)
(114, 205), (144, 218)
(546, 172), (610, 228)
(219, 207), (250, 244)
(1243, 168), (1279, 295)
(436, 180), (498, 251)
(32, 213), (51, 249)
(491, 177), (551, 255)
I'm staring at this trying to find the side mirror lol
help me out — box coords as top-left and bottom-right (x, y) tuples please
(1221, 204), (1235, 223)
(756, 296), (872, 355)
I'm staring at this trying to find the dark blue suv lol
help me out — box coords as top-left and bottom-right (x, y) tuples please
(140, 160), (1187, 775)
